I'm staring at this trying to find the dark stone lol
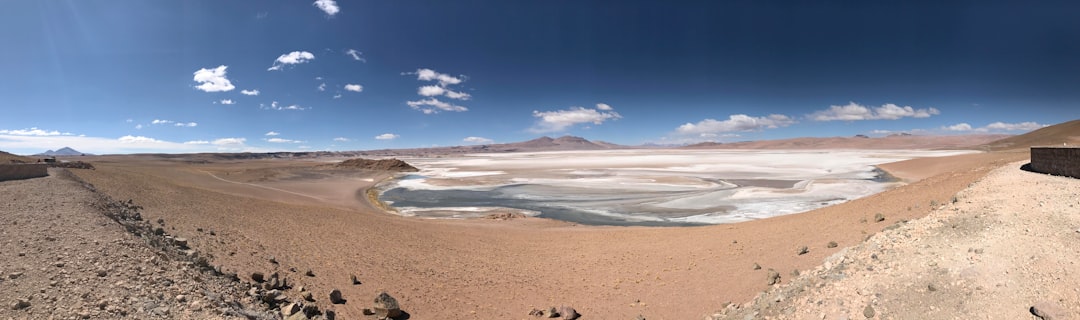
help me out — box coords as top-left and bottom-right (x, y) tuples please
(329, 289), (346, 304)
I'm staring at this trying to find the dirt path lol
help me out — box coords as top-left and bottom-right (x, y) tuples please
(715, 162), (1080, 319)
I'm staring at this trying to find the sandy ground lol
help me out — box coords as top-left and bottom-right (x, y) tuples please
(715, 160), (1080, 319)
(66, 150), (1028, 319)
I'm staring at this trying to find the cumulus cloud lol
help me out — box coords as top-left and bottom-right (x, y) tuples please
(944, 123), (973, 131)
(530, 104), (622, 133)
(317, 83), (326, 91)
(676, 114), (796, 135)
(151, 119), (173, 125)
(375, 133), (399, 140)
(403, 68), (472, 113)
(219, 99), (235, 105)
(333, 137), (350, 142)
(313, 0), (339, 16)
(266, 138), (302, 143)
(265, 131), (280, 136)
(406, 98), (467, 114)
(192, 65), (235, 92)
(333, 94), (342, 99)
(268, 51), (315, 71)
(344, 84), (363, 92)
(345, 49), (365, 62)
(240, 89), (260, 96)
(0, 127), (72, 136)
(262, 101), (308, 111)
(183, 140), (210, 145)
(174, 122), (197, 127)
(596, 103), (613, 111)
(463, 136), (494, 144)
(809, 102), (940, 121)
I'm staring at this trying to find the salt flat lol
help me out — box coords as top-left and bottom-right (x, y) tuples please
(380, 149), (978, 225)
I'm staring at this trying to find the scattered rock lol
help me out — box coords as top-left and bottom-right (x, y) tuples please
(174, 237), (188, 249)
(302, 291), (314, 302)
(546, 306), (559, 318)
(528, 308), (545, 316)
(96, 269), (108, 277)
(790, 269), (800, 277)
(11, 298), (31, 310)
(636, 315), (646, 320)
(874, 213), (885, 222)
(827, 241), (838, 248)
(752, 263), (761, 270)
(372, 292), (401, 318)
(1031, 301), (1066, 320)
(351, 274), (361, 285)
(269, 256), (278, 264)
(559, 306), (579, 320)
(767, 269), (781, 285)
(251, 272), (265, 283)
(927, 284), (937, 292)
(329, 289), (346, 304)
(863, 304), (875, 318)
(280, 302), (301, 317)
(8, 272), (23, 279)
(305, 269), (315, 277)
(797, 246), (809, 255)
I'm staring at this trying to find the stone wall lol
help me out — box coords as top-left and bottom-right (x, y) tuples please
(0, 164), (48, 182)
(1030, 147), (1080, 179)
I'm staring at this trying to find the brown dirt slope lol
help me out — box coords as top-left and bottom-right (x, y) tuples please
(711, 162), (1080, 320)
(0, 150), (34, 163)
(981, 119), (1080, 151)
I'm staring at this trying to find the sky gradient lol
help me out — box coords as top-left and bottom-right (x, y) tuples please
(1, 1), (1077, 154)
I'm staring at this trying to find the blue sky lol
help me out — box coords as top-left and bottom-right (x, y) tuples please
(1, 1), (1077, 154)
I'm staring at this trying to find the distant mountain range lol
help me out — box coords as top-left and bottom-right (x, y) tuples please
(35, 147), (91, 156)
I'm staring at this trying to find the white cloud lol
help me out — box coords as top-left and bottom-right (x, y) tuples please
(418, 85), (445, 96)
(313, 0), (339, 16)
(596, 103), (613, 111)
(262, 101), (308, 111)
(265, 131), (280, 136)
(118, 135), (164, 144)
(406, 98), (467, 114)
(411, 68), (463, 86)
(317, 83), (326, 91)
(241, 89), (260, 96)
(985, 121), (1045, 131)
(345, 49), (365, 62)
(268, 51), (315, 71)
(125, 119), (133, 123)
(212, 138), (246, 146)
(344, 84), (363, 92)
(333, 137), (350, 142)
(192, 65), (235, 92)
(530, 105), (622, 133)
(183, 140), (210, 145)
(135, 124), (143, 130)
(943, 123), (973, 131)
(676, 114), (796, 135)
(375, 133), (399, 140)
(151, 119), (173, 125)
(219, 99), (235, 105)
(463, 136), (494, 144)
(175, 122), (198, 127)
(0, 127), (72, 136)
(333, 94), (342, 99)
(809, 102), (940, 121)
(266, 138), (302, 143)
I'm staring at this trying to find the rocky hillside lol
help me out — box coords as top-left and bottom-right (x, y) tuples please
(981, 119), (1080, 151)
(0, 150), (34, 163)
(335, 158), (418, 172)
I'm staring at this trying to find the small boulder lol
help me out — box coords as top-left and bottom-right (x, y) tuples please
(827, 241), (838, 248)
(251, 272), (266, 283)
(351, 274), (361, 285)
(766, 269), (781, 285)
(873, 213), (885, 222)
(302, 291), (314, 302)
(174, 237), (189, 249)
(373, 292), (402, 319)
(305, 269), (315, 277)
(11, 298), (31, 310)
(280, 303), (301, 316)
(528, 308), (545, 316)
(752, 263), (761, 270)
(863, 305), (875, 318)
(559, 306), (579, 320)
(797, 246), (809, 255)
(329, 289), (346, 304)
(1031, 301), (1066, 320)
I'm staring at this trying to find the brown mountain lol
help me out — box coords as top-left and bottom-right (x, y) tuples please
(680, 134), (1010, 150)
(980, 119), (1080, 151)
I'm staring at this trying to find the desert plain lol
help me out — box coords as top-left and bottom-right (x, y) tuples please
(3, 124), (1079, 320)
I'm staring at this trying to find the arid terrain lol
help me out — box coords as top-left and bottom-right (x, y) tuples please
(2, 124), (1078, 320)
